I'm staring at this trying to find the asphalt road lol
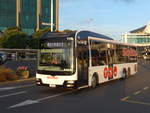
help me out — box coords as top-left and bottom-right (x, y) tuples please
(1, 61), (150, 113)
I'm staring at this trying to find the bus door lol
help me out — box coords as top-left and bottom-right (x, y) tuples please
(77, 45), (89, 84)
(107, 49), (115, 80)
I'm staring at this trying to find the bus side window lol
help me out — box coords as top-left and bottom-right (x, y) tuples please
(116, 45), (126, 64)
(91, 50), (99, 66)
(98, 50), (107, 65)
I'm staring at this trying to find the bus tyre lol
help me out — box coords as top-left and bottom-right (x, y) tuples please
(73, 81), (78, 89)
(91, 76), (97, 88)
(127, 68), (131, 77)
(123, 68), (127, 79)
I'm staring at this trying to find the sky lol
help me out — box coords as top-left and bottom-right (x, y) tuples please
(59, 0), (150, 40)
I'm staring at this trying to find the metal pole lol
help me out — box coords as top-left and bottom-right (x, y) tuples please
(16, 0), (20, 27)
(36, 0), (41, 31)
(56, 0), (59, 31)
(51, 0), (54, 32)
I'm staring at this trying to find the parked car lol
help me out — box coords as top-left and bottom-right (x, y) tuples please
(0, 52), (7, 64)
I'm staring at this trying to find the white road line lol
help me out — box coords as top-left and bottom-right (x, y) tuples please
(0, 84), (35, 92)
(8, 85), (90, 109)
(0, 91), (26, 98)
(121, 96), (130, 101)
(16, 84), (35, 89)
(8, 86), (90, 109)
(133, 91), (141, 95)
(143, 87), (149, 90)
(8, 90), (76, 109)
(0, 87), (17, 91)
(9, 100), (39, 109)
(78, 85), (89, 89)
(124, 100), (150, 106)
(38, 85), (90, 101)
(37, 90), (76, 101)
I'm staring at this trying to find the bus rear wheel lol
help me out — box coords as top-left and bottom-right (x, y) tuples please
(122, 68), (127, 79)
(91, 76), (97, 88)
(127, 68), (131, 77)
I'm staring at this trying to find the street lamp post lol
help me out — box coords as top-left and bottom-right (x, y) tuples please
(51, 0), (54, 32)
(39, 0), (59, 32)
(56, 0), (59, 31)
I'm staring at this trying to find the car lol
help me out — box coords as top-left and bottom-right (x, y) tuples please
(0, 52), (7, 64)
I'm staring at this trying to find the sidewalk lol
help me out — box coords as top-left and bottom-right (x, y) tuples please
(0, 77), (36, 85)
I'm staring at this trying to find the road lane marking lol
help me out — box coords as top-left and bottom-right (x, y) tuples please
(78, 85), (88, 89)
(0, 87), (17, 91)
(37, 90), (76, 101)
(8, 84), (90, 109)
(0, 91), (26, 98)
(16, 84), (35, 89)
(8, 89), (77, 109)
(9, 100), (39, 109)
(8, 85), (89, 109)
(0, 84), (35, 92)
(133, 91), (141, 95)
(143, 87), (149, 90)
(121, 96), (130, 101)
(123, 100), (150, 106)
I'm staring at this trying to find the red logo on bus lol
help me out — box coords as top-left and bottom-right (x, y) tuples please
(47, 76), (58, 79)
(103, 66), (117, 79)
(104, 67), (108, 79)
(113, 66), (117, 77)
(108, 67), (113, 79)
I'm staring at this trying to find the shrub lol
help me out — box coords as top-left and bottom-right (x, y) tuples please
(0, 66), (18, 82)
(0, 74), (7, 82)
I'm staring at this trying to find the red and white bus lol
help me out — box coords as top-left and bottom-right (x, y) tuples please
(36, 30), (138, 88)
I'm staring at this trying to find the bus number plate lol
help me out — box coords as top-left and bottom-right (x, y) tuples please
(49, 84), (56, 87)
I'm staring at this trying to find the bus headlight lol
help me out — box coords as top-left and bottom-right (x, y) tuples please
(66, 81), (75, 88)
(67, 80), (74, 84)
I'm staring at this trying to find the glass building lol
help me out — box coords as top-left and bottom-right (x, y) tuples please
(0, 0), (59, 35)
(0, 0), (16, 30)
(41, 0), (57, 31)
(123, 34), (150, 44)
(122, 21), (150, 44)
(20, 0), (37, 34)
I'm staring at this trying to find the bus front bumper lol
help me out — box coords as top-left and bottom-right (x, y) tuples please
(36, 78), (76, 88)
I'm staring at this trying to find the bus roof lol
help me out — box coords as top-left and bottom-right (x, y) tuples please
(39, 30), (113, 41)
(89, 37), (139, 47)
(76, 30), (113, 40)
(39, 30), (146, 47)
(39, 32), (75, 41)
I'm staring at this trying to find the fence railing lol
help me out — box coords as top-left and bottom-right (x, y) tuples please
(0, 49), (38, 61)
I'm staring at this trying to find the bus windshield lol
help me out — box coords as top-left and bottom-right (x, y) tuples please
(38, 39), (75, 75)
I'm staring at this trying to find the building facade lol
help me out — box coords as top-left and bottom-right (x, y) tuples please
(122, 21), (150, 44)
(0, 0), (59, 35)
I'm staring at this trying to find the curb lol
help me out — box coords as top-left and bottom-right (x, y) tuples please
(0, 77), (36, 85)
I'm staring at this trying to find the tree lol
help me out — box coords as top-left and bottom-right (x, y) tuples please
(32, 28), (50, 38)
(63, 29), (75, 33)
(30, 28), (50, 49)
(0, 27), (28, 49)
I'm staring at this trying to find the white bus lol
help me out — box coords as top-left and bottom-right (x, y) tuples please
(36, 30), (138, 88)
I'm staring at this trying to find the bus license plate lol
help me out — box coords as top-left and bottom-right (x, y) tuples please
(49, 84), (56, 88)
